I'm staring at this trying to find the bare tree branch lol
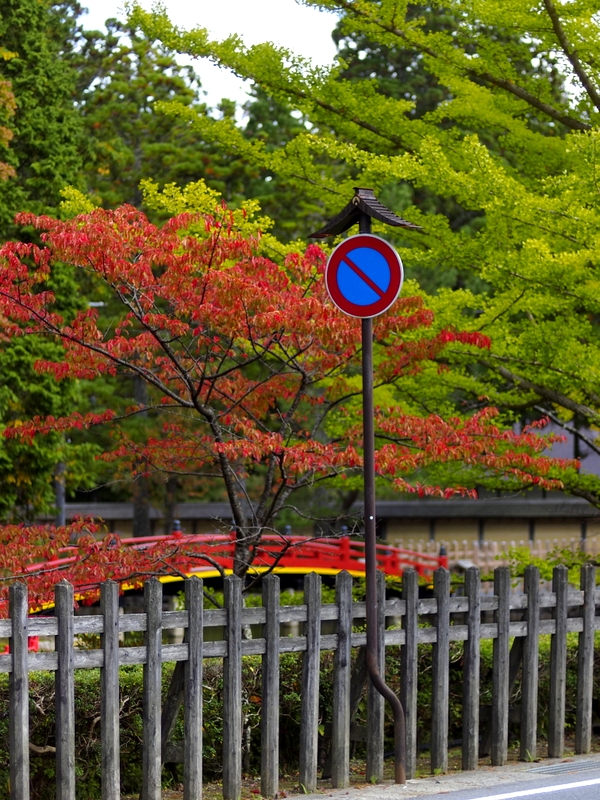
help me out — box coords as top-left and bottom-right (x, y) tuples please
(543, 0), (600, 112)
(534, 405), (600, 458)
(479, 359), (600, 424)
(333, 0), (591, 132)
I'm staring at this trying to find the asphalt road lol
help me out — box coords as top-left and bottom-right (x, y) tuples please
(304, 755), (600, 800)
(423, 763), (600, 800)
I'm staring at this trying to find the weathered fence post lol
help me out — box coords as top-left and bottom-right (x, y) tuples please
(142, 578), (163, 800)
(548, 564), (568, 758)
(10, 559), (600, 793)
(299, 573), (321, 793)
(331, 570), (352, 788)
(432, 567), (450, 774)
(366, 570), (385, 783)
(101, 580), (120, 800)
(56, 581), (75, 800)
(576, 563), (596, 754)
(401, 568), (418, 779)
(521, 565), (540, 761)
(184, 577), (203, 800)
(261, 575), (280, 799)
(223, 575), (243, 800)
(9, 582), (29, 800)
(462, 567), (480, 771)
(491, 566), (510, 766)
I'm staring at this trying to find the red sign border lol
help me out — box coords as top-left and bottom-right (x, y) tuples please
(325, 234), (403, 318)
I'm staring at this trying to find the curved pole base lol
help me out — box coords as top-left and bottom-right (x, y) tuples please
(366, 649), (407, 785)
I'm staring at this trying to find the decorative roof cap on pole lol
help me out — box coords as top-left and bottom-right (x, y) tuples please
(308, 187), (421, 239)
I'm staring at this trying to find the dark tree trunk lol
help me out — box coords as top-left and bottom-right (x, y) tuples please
(163, 475), (179, 536)
(132, 476), (152, 538)
(132, 376), (151, 538)
(54, 461), (66, 528)
(234, 532), (251, 578)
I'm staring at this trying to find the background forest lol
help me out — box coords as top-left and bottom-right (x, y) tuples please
(0, 0), (597, 545)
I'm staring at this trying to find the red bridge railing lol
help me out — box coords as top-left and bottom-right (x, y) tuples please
(22, 533), (448, 588)
(114, 532), (449, 579)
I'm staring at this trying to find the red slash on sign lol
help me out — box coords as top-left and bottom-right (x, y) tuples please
(342, 254), (385, 298)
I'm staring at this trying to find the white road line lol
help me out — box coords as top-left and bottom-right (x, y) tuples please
(469, 776), (600, 800)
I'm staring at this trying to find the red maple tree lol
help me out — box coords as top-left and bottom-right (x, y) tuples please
(0, 203), (571, 607)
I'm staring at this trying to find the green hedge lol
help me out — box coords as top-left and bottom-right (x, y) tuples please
(0, 656), (312, 800)
(0, 635), (598, 799)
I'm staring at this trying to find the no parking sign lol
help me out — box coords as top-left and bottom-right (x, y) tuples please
(325, 233), (403, 318)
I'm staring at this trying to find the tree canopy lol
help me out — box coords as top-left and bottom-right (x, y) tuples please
(0, 0), (94, 520)
(0, 188), (569, 580)
(0, 0), (85, 233)
(75, 18), (248, 212)
(126, 0), (600, 507)
(2, 0), (600, 597)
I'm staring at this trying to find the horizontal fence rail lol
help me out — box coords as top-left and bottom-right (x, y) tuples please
(4, 564), (600, 799)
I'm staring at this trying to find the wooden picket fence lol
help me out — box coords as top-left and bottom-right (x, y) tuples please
(3, 564), (600, 800)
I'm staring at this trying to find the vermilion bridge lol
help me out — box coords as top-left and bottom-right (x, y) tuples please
(29, 533), (448, 583)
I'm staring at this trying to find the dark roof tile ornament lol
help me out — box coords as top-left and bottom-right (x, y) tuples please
(308, 187), (421, 238)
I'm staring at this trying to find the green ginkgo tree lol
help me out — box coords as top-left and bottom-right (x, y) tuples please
(126, 0), (600, 506)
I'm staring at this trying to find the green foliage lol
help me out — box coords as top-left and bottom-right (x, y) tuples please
(74, 20), (277, 218)
(0, 332), (99, 520)
(177, 583), (337, 610)
(503, 545), (595, 586)
(0, 0), (84, 236)
(75, 19), (206, 210)
(0, 252), (98, 520)
(128, 0), (600, 507)
(0, 1), (92, 516)
(240, 86), (324, 240)
(333, 5), (452, 117)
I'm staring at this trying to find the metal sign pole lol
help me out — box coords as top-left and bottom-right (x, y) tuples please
(310, 188), (418, 786)
(359, 213), (407, 786)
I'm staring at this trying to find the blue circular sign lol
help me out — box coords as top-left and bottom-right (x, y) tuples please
(325, 234), (403, 318)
